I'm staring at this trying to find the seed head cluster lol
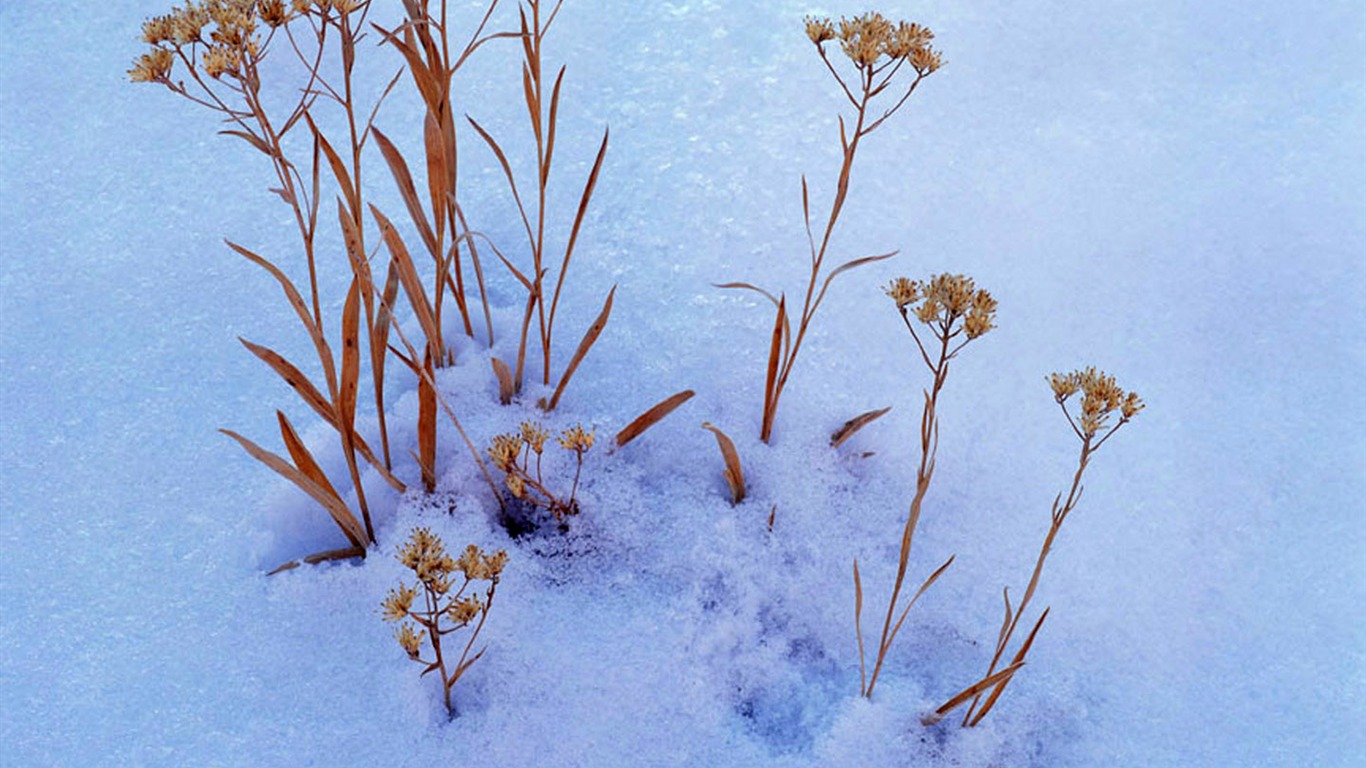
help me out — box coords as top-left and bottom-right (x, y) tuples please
(1049, 367), (1144, 439)
(488, 421), (594, 523)
(886, 274), (998, 340)
(129, 0), (364, 83)
(806, 12), (942, 73)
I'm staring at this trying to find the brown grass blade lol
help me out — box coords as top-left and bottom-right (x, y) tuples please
(276, 410), (341, 503)
(814, 250), (898, 311)
(374, 22), (440, 108)
(336, 200), (373, 290)
(886, 554), (956, 652)
(225, 240), (339, 398)
(545, 285), (615, 412)
(801, 174), (816, 261)
(372, 205), (442, 359)
(701, 421), (745, 505)
(219, 129), (272, 156)
(923, 661), (1025, 726)
(521, 63), (540, 145)
(238, 338), (335, 428)
(549, 128), (609, 332)
(714, 281), (782, 309)
(338, 278), (362, 429)
(267, 545), (367, 576)
(371, 127), (439, 261)
(760, 296), (787, 442)
(220, 428), (367, 548)
(830, 406), (892, 448)
(854, 558), (867, 696)
(491, 356), (515, 405)
(423, 111), (448, 239)
(418, 357), (437, 493)
(543, 66), (566, 186)
(614, 389), (695, 448)
(372, 260), (401, 468)
(466, 116), (533, 245)
(308, 113), (358, 214)
(996, 587), (1015, 654)
(969, 608), (1050, 727)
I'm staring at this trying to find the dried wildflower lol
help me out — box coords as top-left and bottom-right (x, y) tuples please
(446, 595), (483, 625)
(964, 290), (999, 339)
(520, 421), (549, 454)
(381, 583), (417, 621)
(395, 623), (426, 660)
(141, 15), (175, 45)
(489, 433), (524, 472)
(884, 277), (920, 309)
(128, 49), (175, 83)
(892, 273), (997, 352)
(910, 46), (943, 74)
(805, 16), (836, 44)
(948, 367), (1145, 726)
(558, 424), (595, 453)
(259, 0), (289, 26)
(489, 422), (592, 531)
(724, 10), (943, 443)
(1049, 367), (1143, 441)
(385, 528), (505, 716)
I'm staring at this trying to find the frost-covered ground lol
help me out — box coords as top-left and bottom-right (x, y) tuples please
(2, 1), (1363, 766)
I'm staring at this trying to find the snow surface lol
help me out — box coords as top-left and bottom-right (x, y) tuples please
(2, 1), (1363, 766)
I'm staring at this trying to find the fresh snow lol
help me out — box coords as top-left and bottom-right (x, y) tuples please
(2, 1), (1363, 766)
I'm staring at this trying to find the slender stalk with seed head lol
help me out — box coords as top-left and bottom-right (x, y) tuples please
(859, 275), (995, 698)
(953, 368), (1143, 726)
(722, 14), (943, 443)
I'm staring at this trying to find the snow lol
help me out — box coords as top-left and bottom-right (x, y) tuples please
(2, 1), (1363, 766)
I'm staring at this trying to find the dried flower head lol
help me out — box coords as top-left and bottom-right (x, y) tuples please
(805, 15), (836, 44)
(380, 583), (417, 622)
(807, 12), (940, 71)
(519, 421), (549, 454)
(505, 472), (526, 498)
(394, 623), (426, 660)
(1049, 367), (1143, 439)
(884, 277), (920, 309)
(558, 424), (595, 453)
(891, 273), (997, 340)
(489, 433), (525, 471)
(128, 49), (175, 83)
(446, 596), (483, 625)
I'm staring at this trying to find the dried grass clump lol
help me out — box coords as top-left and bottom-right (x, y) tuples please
(382, 527), (507, 717)
(720, 12), (942, 444)
(856, 273), (995, 699)
(130, 0), (512, 562)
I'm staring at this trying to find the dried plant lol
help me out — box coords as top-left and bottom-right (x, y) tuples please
(468, 0), (614, 407)
(132, 0), (419, 561)
(614, 390), (696, 449)
(720, 12), (942, 443)
(856, 274), (996, 699)
(382, 527), (507, 717)
(131, 1), (513, 561)
(371, 0), (511, 355)
(488, 420), (594, 531)
(700, 422), (746, 505)
(931, 368), (1143, 727)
